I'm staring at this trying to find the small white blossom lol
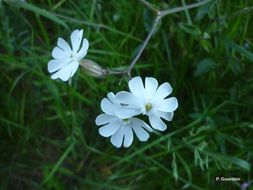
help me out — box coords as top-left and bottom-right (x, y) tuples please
(115, 76), (178, 131)
(95, 92), (152, 148)
(48, 29), (89, 81)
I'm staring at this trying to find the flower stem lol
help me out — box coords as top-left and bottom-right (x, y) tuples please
(125, 0), (212, 77)
(126, 12), (162, 78)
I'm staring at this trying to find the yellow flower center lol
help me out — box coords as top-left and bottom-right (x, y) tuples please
(145, 103), (152, 112)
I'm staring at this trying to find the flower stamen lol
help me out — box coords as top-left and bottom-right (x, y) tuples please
(145, 103), (152, 112)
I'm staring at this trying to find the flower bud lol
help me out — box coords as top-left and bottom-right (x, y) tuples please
(80, 59), (105, 78)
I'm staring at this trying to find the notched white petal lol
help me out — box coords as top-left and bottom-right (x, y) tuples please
(158, 111), (174, 121)
(101, 98), (114, 115)
(69, 60), (79, 77)
(76, 39), (89, 60)
(145, 77), (158, 98)
(132, 118), (152, 132)
(155, 82), (173, 100)
(57, 37), (72, 53)
(157, 97), (178, 112)
(52, 47), (68, 59)
(95, 114), (117, 125)
(48, 58), (70, 73)
(110, 128), (124, 148)
(123, 126), (133, 148)
(131, 119), (151, 141)
(99, 121), (120, 137)
(149, 114), (167, 131)
(79, 29), (84, 40)
(51, 61), (74, 81)
(107, 92), (116, 102)
(128, 76), (144, 98)
(132, 124), (150, 141)
(71, 29), (83, 53)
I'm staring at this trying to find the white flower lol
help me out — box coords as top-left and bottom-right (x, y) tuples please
(95, 92), (152, 148)
(48, 29), (89, 81)
(115, 77), (178, 131)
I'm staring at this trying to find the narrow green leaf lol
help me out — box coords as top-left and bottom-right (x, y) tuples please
(206, 151), (251, 171)
(221, 37), (253, 61)
(7, 1), (68, 29)
(179, 23), (201, 36)
(42, 140), (76, 185)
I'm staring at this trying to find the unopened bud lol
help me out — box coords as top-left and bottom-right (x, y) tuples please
(80, 59), (105, 78)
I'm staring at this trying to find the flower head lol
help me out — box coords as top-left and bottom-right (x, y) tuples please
(95, 92), (152, 148)
(115, 76), (178, 131)
(48, 29), (89, 81)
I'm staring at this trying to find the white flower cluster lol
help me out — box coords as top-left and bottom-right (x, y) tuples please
(47, 30), (178, 148)
(96, 76), (178, 148)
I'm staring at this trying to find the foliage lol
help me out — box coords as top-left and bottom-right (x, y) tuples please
(0, 0), (253, 189)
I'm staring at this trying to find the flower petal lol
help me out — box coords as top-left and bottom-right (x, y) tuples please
(132, 118), (152, 132)
(47, 58), (71, 73)
(145, 77), (158, 98)
(107, 92), (121, 107)
(157, 97), (178, 112)
(115, 91), (142, 107)
(110, 127), (124, 148)
(114, 106), (141, 119)
(107, 92), (116, 102)
(51, 62), (74, 81)
(128, 76), (145, 98)
(101, 98), (114, 115)
(123, 126), (133, 148)
(99, 121), (120, 137)
(95, 114), (118, 125)
(71, 29), (83, 53)
(76, 39), (89, 60)
(149, 114), (167, 131)
(155, 82), (173, 100)
(132, 120), (150, 141)
(52, 47), (69, 59)
(158, 111), (174, 121)
(69, 60), (79, 77)
(57, 37), (72, 53)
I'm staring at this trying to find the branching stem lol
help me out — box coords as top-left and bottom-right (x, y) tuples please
(125, 0), (211, 77)
(126, 11), (162, 77)
(103, 0), (212, 78)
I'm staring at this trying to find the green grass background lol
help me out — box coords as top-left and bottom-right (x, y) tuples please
(0, 0), (253, 189)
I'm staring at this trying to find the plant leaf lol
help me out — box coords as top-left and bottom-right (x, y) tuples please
(221, 37), (253, 61)
(179, 23), (201, 36)
(194, 58), (216, 76)
(7, 1), (68, 29)
(206, 151), (251, 171)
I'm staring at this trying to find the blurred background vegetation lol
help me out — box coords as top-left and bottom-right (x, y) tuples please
(0, 0), (253, 189)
